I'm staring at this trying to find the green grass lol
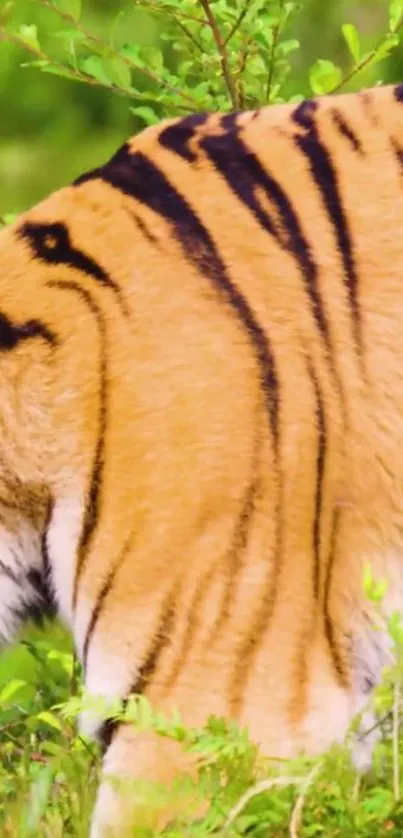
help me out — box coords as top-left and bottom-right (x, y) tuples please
(1, 621), (403, 836)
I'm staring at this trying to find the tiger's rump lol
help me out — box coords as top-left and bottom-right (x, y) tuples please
(0, 82), (403, 833)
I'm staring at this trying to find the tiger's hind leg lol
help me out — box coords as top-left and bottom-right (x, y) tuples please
(89, 727), (201, 838)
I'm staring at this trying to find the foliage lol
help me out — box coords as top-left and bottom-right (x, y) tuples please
(0, 0), (403, 213)
(1, 1), (403, 835)
(2, 600), (403, 835)
(2, 0), (403, 118)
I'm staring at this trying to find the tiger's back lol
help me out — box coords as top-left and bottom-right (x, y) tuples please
(1, 83), (403, 834)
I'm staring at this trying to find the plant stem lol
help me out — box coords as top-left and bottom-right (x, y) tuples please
(266, 0), (285, 102)
(224, 1), (251, 46)
(199, 0), (239, 109)
(331, 16), (403, 94)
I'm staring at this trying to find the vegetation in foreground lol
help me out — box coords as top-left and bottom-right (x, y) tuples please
(1, 573), (403, 836)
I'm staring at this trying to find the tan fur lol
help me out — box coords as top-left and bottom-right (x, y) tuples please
(1, 83), (403, 834)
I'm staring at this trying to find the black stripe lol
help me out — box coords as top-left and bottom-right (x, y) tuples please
(307, 360), (326, 600)
(228, 503), (282, 715)
(98, 591), (175, 753)
(331, 109), (363, 154)
(0, 559), (19, 585)
(75, 144), (279, 451)
(394, 84), (403, 103)
(0, 311), (56, 351)
(159, 113), (209, 161)
(323, 508), (349, 687)
(46, 280), (107, 609)
(391, 138), (403, 171)
(163, 562), (216, 692)
(160, 112), (346, 411)
(126, 209), (160, 245)
(19, 221), (128, 316)
(41, 496), (57, 612)
(209, 476), (257, 643)
(82, 531), (135, 668)
(200, 115), (338, 366)
(292, 99), (362, 358)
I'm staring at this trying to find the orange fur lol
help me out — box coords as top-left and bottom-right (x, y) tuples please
(1, 83), (403, 834)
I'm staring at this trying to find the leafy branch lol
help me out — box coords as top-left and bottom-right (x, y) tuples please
(33, 0), (199, 106)
(199, 0), (239, 108)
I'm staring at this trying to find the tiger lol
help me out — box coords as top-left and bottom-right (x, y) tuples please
(1, 79), (403, 835)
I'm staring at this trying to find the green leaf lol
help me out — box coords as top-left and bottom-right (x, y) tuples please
(374, 32), (400, 62)
(130, 105), (159, 125)
(390, 0), (403, 32)
(278, 38), (300, 56)
(103, 57), (131, 90)
(39, 740), (63, 756)
(81, 56), (112, 85)
(53, 0), (81, 21)
(309, 59), (342, 95)
(35, 711), (63, 731)
(342, 23), (361, 63)
(0, 213), (17, 226)
(17, 24), (40, 51)
(0, 678), (26, 705)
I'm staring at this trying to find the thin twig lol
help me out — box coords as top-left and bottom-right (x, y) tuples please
(134, 0), (209, 28)
(236, 37), (252, 109)
(35, 0), (198, 105)
(174, 17), (205, 54)
(134, 0), (206, 52)
(266, 0), (285, 102)
(223, 775), (304, 832)
(224, 1), (251, 46)
(331, 16), (403, 94)
(393, 682), (400, 801)
(199, 0), (239, 109)
(289, 763), (321, 838)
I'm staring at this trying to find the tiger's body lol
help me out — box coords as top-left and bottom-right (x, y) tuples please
(1, 82), (403, 834)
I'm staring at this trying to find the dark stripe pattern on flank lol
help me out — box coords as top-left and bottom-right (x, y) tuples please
(45, 279), (108, 610)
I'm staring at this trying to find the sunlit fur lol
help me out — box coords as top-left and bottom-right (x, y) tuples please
(1, 82), (403, 834)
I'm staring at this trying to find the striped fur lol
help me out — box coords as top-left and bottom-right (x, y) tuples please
(1, 82), (403, 834)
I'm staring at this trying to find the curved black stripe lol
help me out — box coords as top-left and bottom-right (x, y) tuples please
(75, 144), (279, 451)
(306, 360), (326, 600)
(99, 589), (175, 753)
(161, 114), (333, 355)
(82, 530), (135, 668)
(125, 208), (160, 245)
(228, 500), (282, 715)
(208, 474), (257, 644)
(331, 109), (363, 154)
(323, 508), (349, 687)
(391, 137), (403, 171)
(160, 112), (347, 421)
(292, 99), (363, 358)
(394, 83), (403, 103)
(0, 311), (56, 351)
(19, 221), (128, 316)
(38, 495), (57, 614)
(159, 113), (209, 161)
(46, 279), (107, 609)
(163, 562), (217, 692)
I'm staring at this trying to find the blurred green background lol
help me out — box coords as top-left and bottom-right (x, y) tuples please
(0, 0), (402, 217)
